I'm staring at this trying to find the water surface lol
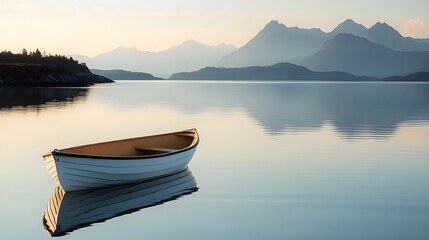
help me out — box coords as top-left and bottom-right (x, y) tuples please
(0, 81), (428, 239)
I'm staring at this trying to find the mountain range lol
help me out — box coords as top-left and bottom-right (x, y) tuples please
(70, 40), (236, 78)
(170, 62), (429, 81)
(216, 19), (429, 77)
(216, 20), (329, 68)
(71, 19), (429, 79)
(90, 69), (163, 80)
(298, 33), (429, 77)
(169, 62), (376, 80)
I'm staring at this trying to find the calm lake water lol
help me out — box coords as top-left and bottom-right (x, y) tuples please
(1, 81), (429, 239)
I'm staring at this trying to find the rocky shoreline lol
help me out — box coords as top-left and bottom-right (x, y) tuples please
(0, 63), (113, 87)
(0, 72), (113, 87)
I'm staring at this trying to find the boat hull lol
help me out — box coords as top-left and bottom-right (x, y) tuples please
(44, 146), (197, 192)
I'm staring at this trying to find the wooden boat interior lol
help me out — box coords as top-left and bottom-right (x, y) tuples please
(58, 129), (198, 157)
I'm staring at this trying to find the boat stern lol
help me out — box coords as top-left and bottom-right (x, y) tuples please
(43, 151), (61, 189)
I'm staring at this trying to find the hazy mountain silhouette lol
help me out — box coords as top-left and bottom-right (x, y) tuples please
(69, 54), (92, 64)
(382, 72), (429, 81)
(216, 20), (328, 67)
(90, 69), (163, 80)
(360, 22), (429, 51)
(330, 19), (367, 36)
(299, 34), (429, 78)
(69, 19), (429, 77)
(216, 19), (429, 70)
(169, 62), (375, 80)
(70, 40), (236, 78)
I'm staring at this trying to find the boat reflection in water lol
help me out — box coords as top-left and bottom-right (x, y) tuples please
(42, 168), (198, 237)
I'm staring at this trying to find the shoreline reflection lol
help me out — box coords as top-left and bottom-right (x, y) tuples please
(0, 87), (88, 112)
(42, 168), (198, 237)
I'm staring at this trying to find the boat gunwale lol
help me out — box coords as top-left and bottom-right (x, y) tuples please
(47, 129), (199, 160)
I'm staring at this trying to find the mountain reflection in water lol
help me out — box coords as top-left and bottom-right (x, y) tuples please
(91, 82), (429, 139)
(2, 82), (428, 139)
(43, 168), (198, 237)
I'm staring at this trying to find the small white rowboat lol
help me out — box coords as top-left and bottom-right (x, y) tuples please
(43, 128), (199, 192)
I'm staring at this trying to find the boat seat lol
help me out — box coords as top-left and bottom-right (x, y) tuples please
(175, 133), (195, 138)
(134, 146), (177, 153)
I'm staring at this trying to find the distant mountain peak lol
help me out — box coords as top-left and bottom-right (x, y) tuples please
(105, 47), (143, 56)
(374, 22), (389, 27)
(344, 19), (357, 24)
(369, 22), (401, 35)
(362, 21), (405, 45)
(359, 21), (429, 51)
(337, 19), (360, 27)
(262, 20), (287, 31)
(267, 20), (281, 26)
(217, 19), (330, 67)
(182, 39), (201, 44)
(180, 39), (207, 47)
(331, 19), (367, 36)
(260, 20), (326, 35)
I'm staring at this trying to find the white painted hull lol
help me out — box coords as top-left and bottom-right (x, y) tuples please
(43, 168), (197, 236)
(44, 147), (196, 192)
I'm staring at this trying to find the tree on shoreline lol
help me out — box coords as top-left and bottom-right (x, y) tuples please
(0, 49), (89, 73)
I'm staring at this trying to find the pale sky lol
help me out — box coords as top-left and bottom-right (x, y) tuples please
(1, 0), (429, 56)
